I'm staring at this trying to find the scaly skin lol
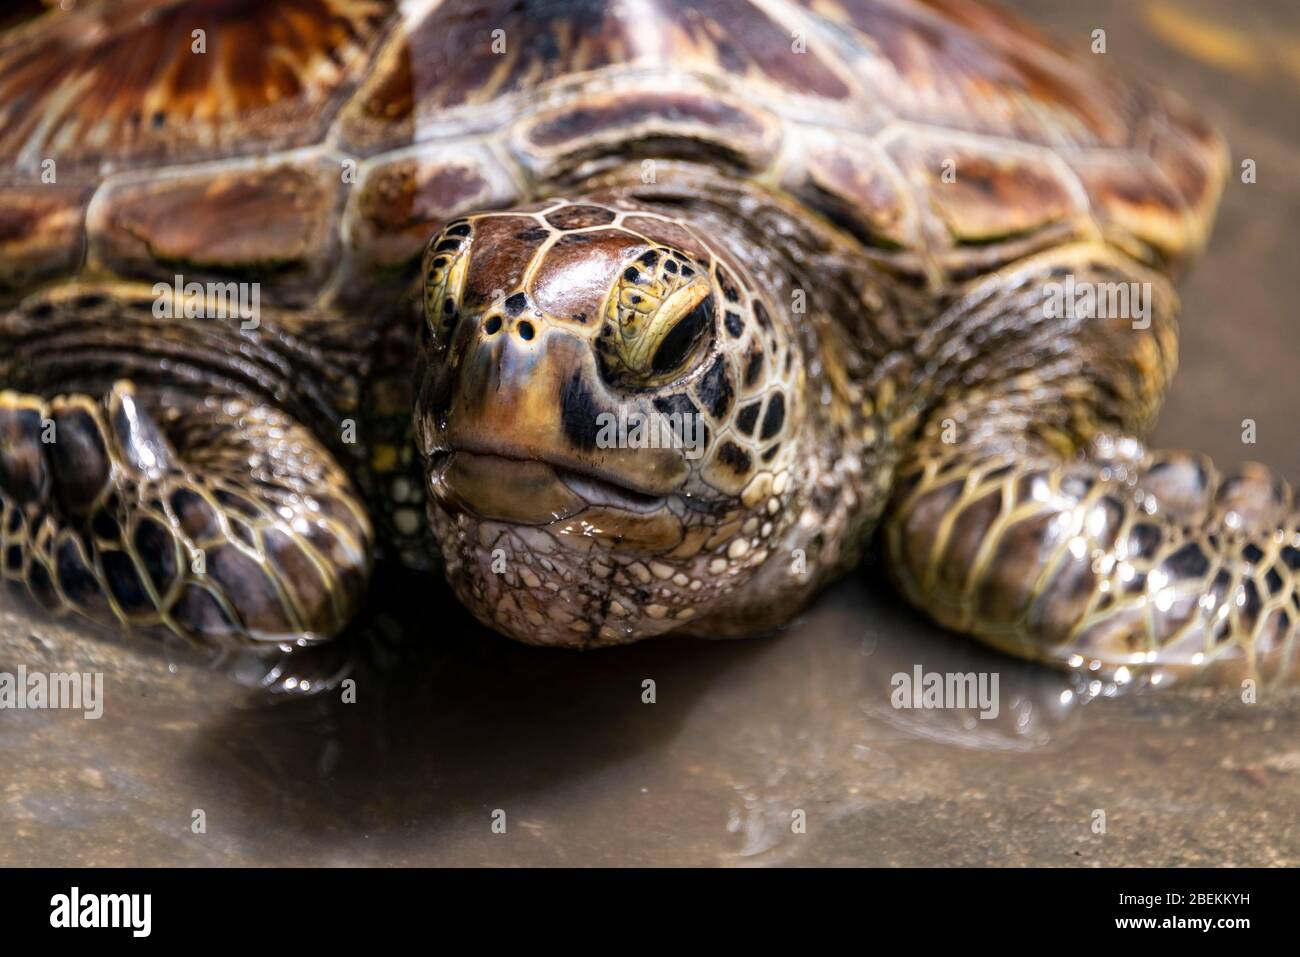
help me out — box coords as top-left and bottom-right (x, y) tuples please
(0, 283), (373, 649)
(413, 181), (1298, 685)
(2, 173), (1295, 688)
(885, 247), (1299, 686)
(0, 0), (1292, 686)
(415, 195), (890, 645)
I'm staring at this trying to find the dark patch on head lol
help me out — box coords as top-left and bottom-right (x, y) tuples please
(717, 266), (741, 302)
(695, 355), (733, 419)
(759, 393), (786, 440)
(735, 401), (760, 436)
(560, 373), (602, 452)
(571, 311), (588, 324)
(664, 259), (678, 274)
(724, 311), (744, 338)
(718, 441), (751, 475)
(545, 205), (617, 230)
(753, 300), (771, 329)
(761, 443), (780, 462)
(654, 394), (699, 418)
(623, 267), (641, 283)
(504, 293), (528, 316)
(743, 347), (764, 388)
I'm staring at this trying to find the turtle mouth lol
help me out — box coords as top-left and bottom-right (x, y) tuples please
(427, 448), (670, 524)
(552, 467), (667, 511)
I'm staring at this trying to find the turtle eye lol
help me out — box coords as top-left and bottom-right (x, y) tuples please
(597, 247), (716, 388)
(423, 220), (473, 354)
(649, 292), (713, 376)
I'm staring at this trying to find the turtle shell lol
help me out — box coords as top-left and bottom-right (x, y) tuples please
(0, 0), (1225, 307)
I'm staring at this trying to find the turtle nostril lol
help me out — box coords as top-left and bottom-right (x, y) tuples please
(483, 315), (502, 336)
(517, 320), (535, 341)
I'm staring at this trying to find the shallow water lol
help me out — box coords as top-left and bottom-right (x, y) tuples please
(2, 0), (1299, 866)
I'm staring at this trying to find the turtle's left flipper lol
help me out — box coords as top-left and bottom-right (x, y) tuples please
(883, 250), (1298, 687)
(886, 425), (1298, 687)
(0, 382), (372, 650)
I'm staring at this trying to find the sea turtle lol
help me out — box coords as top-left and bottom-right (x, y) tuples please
(0, 0), (1295, 688)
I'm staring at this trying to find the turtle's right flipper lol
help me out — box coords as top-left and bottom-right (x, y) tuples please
(0, 382), (372, 649)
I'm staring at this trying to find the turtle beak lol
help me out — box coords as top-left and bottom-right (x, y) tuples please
(417, 305), (689, 528)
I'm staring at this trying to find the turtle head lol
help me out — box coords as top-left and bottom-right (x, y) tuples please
(414, 200), (817, 646)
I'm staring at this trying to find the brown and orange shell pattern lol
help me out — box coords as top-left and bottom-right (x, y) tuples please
(0, 0), (1224, 308)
